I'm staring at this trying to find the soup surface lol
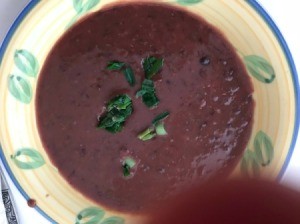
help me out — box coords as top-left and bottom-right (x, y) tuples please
(36, 3), (254, 213)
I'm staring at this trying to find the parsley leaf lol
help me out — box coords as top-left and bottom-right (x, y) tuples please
(98, 94), (133, 133)
(106, 61), (135, 86)
(122, 157), (136, 177)
(152, 111), (170, 125)
(142, 56), (164, 79)
(136, 79), (159, 108)
(122, 66), (135, 86)
(122, 164), (131, 177)
(107, 94), (132, 110)
(106, 61), (126, 70)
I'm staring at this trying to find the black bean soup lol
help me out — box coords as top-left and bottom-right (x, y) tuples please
(36, 3), (254, 213)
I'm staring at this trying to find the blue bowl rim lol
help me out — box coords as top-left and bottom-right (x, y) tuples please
(0, 0), (299, 222)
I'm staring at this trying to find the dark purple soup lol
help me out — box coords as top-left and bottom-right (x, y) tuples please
(36, 3), (254, 213)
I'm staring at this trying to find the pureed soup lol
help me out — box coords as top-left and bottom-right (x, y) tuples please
(36, 3), (254, 213)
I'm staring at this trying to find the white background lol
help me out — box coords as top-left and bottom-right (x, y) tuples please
(0, 0), (299, 223)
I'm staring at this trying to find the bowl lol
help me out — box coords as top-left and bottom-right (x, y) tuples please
(0, 0), (299, 223)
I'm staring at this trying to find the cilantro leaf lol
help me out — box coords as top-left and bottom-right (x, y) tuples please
(122, 164), (131, 177)
(122, 157), (136, 177)
(152, 111), (170, 125)
(122, 66), (135, 86)
(106, 61), (135, 87)
(142, 56), (164, 79)
(106, 61), (126, 70)
(107, 95), (132, 111)
(98, 94), (133, 133)
(136, 79), (159, 108)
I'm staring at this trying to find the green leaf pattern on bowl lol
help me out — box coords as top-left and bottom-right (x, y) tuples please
(241, 131), (274, 176)
(177, 0), (204, 5)
(8, 49), (38, 104)
(14, 49), (39, 77)
(240, 149), (260, 177)
(100, 217), (125, 224)
(76, 207), (104, 224)
(254, 131), (274, 166)
(8, 75), (32, 104)
(67, 0), (101, 28)
(244, 55), (276, 83)
(73, 0), (101, 14)
(11, 148), (46, 169)
(75, 207), (124, 224)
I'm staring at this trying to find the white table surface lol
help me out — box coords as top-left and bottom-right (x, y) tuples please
(0, 0), (300, 223)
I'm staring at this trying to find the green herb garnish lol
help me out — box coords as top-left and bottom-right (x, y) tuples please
(106, 61), (136, 86)
(107, 94), (132, 110)
(136, 79), (159, 108)
(152, 111), (170, 125)
(98, 94), (133, 133)
(138, 111), (169, 141)
(138, 127), (157, 141)
(107, 61), (126, 70)
(122, 164), (131, 177)
(122, 66), (135, 86)
(122, 157), (136, 177)
(155, 123), (168, 136)
(142, 56), (164, 79)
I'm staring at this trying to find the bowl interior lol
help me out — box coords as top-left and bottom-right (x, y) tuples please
(0, 0), (297, 223)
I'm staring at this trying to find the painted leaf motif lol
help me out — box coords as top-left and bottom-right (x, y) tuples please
(244, 55), (275, 83)
(14, 50), (39, 77)
(251, 155), (260, 177)
(11, 148), (45, 169)
(73, 0), (83, 13)
(69, 0), (100, 28)
(81, 0), (100, 13)
(101, 217), (124, 224)
(177, 0), (204, 5)
(254, 131), (274, 166)
(76, 207), (105, 224)
(8, 75), (32, 104)
(240, 150), (260, 177)
(72, 0), (100, 14)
